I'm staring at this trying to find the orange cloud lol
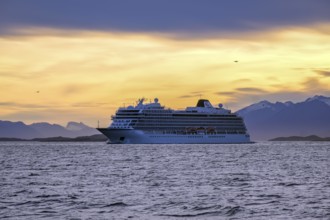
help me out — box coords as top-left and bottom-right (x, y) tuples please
(0, 25), (330, 125)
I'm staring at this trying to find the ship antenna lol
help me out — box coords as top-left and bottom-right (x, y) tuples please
(97, 120), (99, 128)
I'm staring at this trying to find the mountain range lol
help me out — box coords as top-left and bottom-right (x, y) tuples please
(236, 95), (330, 140)
(1, 95), (330, 140)
(0, 121), (99, 139)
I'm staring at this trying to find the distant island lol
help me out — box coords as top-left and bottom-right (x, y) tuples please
(0, 134), (108, 142)
(270, 135), (330, 141)
(0, 121), (100, 139)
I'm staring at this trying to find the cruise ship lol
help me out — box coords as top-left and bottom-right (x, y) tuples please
(97, 98), (251, 144)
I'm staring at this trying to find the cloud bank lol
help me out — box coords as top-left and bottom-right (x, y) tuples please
(1, 0), (330, 36)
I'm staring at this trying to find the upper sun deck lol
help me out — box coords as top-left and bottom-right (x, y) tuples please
(116, 98), (232, 115)
(117, 98), (166, 112)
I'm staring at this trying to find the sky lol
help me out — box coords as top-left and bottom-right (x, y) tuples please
(0, 0), (330, 126)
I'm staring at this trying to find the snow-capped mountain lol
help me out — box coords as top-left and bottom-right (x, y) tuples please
(237, 100), (288, 116)
(236, 95), (330, 140)
(305, 95), (330, 106)
(66, 121), (99, 136)
(66, 121), (92, 131)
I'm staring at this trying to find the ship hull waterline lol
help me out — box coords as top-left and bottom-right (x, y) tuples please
(97, 128), (252, 144)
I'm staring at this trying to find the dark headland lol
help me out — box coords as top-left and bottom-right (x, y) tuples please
(270, 135), (330, 141)
(0, 134), (107, 142)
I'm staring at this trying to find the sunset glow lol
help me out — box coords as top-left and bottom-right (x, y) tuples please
(1, 24), (330, 126)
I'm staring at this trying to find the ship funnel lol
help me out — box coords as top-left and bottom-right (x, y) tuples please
(196, 99), (213, 108)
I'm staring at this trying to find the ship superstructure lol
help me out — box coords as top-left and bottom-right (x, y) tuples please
(98, 98), (251, 144)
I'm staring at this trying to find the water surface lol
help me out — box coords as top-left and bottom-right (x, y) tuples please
(0, 142), (329, 219)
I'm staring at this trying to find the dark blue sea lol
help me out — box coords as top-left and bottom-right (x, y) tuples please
(0, 142), (329, 219)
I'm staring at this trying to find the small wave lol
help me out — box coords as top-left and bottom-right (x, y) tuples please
(159, 210), (224, 217)
(42, 199), (63, 203)
(15, 189), (29, 194)
(278, 182), (301, 187)
(232, 177), (246, 182)
(224, 206), (242, 216)
(246, 201), (278, 206)
(192, 205), (222, 211)
(27, 182), (40, 186)
(35, 194), (61, 198)
(258, 194), (282, 199)
(160, 206), (242, 218)
(15, 201), (42, 206)
(151, 182), (160, 187)
(102, 202), (128, 207)
(97, 210), (114, 214)
(39, 210), (57, 214)
(306, 200), (319, 204)
(68, 194), (78, 199)
(239, 153), (249, 158)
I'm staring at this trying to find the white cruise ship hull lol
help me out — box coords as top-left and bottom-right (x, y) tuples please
(98, 128), (251, 144)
